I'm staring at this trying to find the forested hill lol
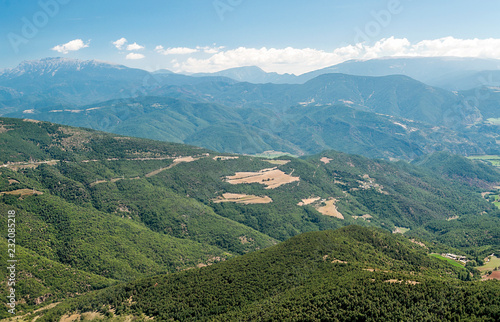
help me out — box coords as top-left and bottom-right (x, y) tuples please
(37, 226), (500, 321)
(1, 117), (500, 318)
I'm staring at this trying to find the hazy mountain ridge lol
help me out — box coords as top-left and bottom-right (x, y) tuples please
(188, 57), (500, 90)
(1, 57), (499, 160)
(9, 95), (491, 159)
(192, 65), (298, 84)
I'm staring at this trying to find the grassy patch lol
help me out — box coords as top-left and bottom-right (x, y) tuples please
(478, 255), (500, 272)
(393, 226), (410, 234)
(468, 155), (500, 167)
(253, 151), (298, 158)
(429, 254), (465, 268)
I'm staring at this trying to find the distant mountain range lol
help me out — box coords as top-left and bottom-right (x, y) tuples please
(188, 56), (500, 90)
(0, 57), (499, 159)
(192, 65), (297, 84)
(2, 57), (500, 320)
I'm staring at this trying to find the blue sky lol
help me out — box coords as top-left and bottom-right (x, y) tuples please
(2, 0), (500, 74)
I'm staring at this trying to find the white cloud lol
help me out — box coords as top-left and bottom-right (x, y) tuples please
(172, 37), (500, 74)
(51, 39), (89, 54)
(113, 37), (127, 50)
(155, 46), (199, 55)
(126, 42), (145, 51)
(126, 53), (145, 60)
(196, 46), (224, 54)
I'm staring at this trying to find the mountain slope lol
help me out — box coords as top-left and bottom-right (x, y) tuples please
(0, 58), (236, 114)
(36, 226), (500, 321)
(1, 117), (498, 243)
(0, 234), (116, 314)
(153, 73), (476, 127)
(7, 91), (490, 159)
(2, 117), (500, 317)
(2, 58), (498, 160)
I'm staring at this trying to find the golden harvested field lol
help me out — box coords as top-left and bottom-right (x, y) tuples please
(320, 157), (333, 164)
(225, 167), (299, 189)
(0, 189), (43, 197)
(145, 156), (199, 177)
(297, 196), (321, 206)
(316, 199), (344, 219)
(263, 159), (290, 165)
(213, 193), (273, 205)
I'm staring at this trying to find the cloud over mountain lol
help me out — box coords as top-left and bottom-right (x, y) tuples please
(173, 37), (500, 74)
(52, 39), (89, 54)
(126, 53), (145, 60)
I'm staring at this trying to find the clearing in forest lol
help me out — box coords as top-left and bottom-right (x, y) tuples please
(478, 255), (500, 272)
(297, 196), (321, 206)
(320, 157), (333, 164)
(393, 226), (410, 234)
(263, 159), (290, 165)
(213, 193), (273, 204)
(0, 189), (43, 197)
(485, 271), (500, 280)
(225, 167), (299, 189)
(145, 156), (199, 177)
(315, 198), (344, 219)
(213, 156), (239, 161)
(352, 214), (373, 221)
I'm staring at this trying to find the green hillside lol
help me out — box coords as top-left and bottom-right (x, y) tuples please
(35, 226), (500, 321)
(0, 236), (116, 315)
(1, 117), (500, 318)
(7, 93), (492, 160)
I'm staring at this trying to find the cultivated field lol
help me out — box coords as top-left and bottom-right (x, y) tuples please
(225, 167), (299, 189)
(315, 199), (344, 219)
(297, 196), (321, 206)
(320, 157), (333, 164)
(393, 226), (410, 234)
(485, 271), (500, 280)
(213, 193), (273, 205)
(263, 159), (290, 165)
(468, 155), (500, 167)
(478, 255), (500, 272)
(0, 189), (43, 197)
(429, 254), (464, 268)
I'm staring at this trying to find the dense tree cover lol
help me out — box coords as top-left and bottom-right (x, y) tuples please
(1, 118), (500, 318)
(9, 69), (498, 160)
(36, 226), (500, 321)
(0, 237), (116, 318)
(0, 117), (211, 164)
(414, 151), (500, 186)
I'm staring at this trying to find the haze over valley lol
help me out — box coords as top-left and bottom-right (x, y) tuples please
(1, 1), (500, 320)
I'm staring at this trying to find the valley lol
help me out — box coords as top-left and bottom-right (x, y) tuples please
(0, 117), (499, 319)
(1, 58), (499, 161)
(0, 56), (499, 321)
